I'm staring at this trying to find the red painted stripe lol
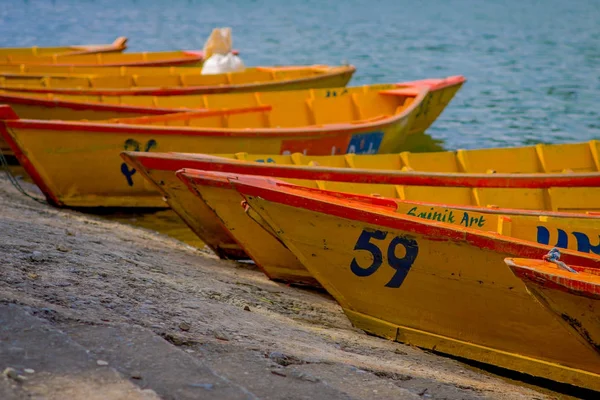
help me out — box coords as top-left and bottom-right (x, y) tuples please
(176, 169), (400, 210)
(228, 176), (600, 268)
(124, 152), (600, 189)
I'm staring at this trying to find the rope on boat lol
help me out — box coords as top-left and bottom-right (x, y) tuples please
(543, 247), (578, 273)
(0, 148), (47, 205)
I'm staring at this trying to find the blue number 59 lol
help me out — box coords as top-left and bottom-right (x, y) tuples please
(350, 229), (419, 288)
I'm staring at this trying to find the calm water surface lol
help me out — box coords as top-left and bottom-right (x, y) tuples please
(2, 0), (599, 243)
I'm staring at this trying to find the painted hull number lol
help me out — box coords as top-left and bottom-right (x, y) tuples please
(121, 139), (157, 186)
(350, 229), (419, 288)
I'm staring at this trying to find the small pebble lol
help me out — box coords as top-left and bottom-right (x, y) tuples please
(289, 371), (319, 382)
(213, 330), (230, 341)
(96, 360), (109, 366)
(30, 251), (44, 262)
(185, 349), (195, 354)
(56, 245), (70, 252)
(179, 322), (191, 332)
(23, 369), (35, 374)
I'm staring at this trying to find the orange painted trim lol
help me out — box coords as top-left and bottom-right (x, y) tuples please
(175, 169), (400, 211)
(507, 259), (600, 299)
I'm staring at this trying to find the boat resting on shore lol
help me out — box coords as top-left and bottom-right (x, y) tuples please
(0, 77), (463, 207)
(177, 169), (600, 286)
(225, 173), (600, 391)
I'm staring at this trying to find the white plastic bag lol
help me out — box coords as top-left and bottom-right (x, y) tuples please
(201, 53), (246, 75)
(201, 27), (246, 75)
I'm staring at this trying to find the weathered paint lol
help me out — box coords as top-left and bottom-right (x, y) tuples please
(506, 258), (600, 355)
(227, 174), (600, 391)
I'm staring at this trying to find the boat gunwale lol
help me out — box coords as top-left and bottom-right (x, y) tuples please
(167, 165), (600, 220)
(505, 258), (600, 298)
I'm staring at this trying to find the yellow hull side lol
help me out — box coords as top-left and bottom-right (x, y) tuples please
(136, 167), (245, 259)
(243, 196), (600, 390)
(185, 177), (318, 285)
(3, 120), (407, 207)
(525, 281), (600, 353)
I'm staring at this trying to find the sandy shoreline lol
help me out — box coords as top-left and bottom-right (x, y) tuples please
(0, 172), (564, 399)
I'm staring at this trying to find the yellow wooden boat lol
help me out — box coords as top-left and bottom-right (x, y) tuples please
(0, 37), (128, 57)
(177, 168), (600, 288)
(0, 49), (215, 67)
(505, 254), (600, 358)
(223, 173), (600, 391)
(121, 144), (600, 265)
(0, 65), (356, 96)
(0, 77), (465, 207)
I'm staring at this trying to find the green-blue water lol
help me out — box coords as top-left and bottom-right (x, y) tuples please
(1, 0), (598, 150)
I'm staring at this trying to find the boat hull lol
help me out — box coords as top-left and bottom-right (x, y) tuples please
(232, 177), (600, 391)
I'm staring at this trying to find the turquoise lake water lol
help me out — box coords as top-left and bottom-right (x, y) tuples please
(0, 0), (598, 150)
